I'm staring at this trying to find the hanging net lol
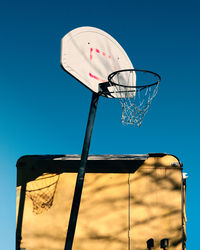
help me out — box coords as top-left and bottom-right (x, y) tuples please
(102, 69), (161, 127)
(26, 173), (60, 214)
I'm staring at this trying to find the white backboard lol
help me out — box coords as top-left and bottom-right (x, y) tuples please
(61, 26), (135, 94)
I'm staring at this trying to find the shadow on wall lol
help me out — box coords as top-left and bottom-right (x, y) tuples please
(16, 154), (185, 250)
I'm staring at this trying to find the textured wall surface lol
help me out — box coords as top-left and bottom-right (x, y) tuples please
(16, 154), (185, 250)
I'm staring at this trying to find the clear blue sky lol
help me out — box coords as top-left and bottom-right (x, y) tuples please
(1, 0), (199, 249)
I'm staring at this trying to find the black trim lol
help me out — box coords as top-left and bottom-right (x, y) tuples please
(108, 69), (161, 88)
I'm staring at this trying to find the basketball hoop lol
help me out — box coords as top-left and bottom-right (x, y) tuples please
(60, 27), (162, 250)
(100, 69), (161, 126)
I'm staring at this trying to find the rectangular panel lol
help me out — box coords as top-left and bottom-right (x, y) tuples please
(130, 166), (182, 249)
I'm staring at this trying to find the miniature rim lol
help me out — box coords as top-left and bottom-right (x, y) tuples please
(108, 69), (161, 89)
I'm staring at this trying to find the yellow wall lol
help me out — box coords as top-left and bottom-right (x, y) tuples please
(16, 155), (184, 250)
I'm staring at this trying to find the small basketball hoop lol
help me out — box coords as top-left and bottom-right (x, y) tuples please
(100, 69), (161, 126)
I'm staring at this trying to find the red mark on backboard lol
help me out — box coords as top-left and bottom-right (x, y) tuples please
(90, 48), (111, 60)
(89, 72), (105, 82)
(89, 48), (113, 82)
(90, 48), (93, 61)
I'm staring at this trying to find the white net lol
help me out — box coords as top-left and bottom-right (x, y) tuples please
(119, 85), (159, 126)
(108, 70), (160, 126)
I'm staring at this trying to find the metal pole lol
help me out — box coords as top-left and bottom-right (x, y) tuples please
(16, 181), (27, 250)
(64, 92), (99, 250)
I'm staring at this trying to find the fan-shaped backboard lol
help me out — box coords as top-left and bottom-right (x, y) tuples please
(61, 26), (135, 94)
